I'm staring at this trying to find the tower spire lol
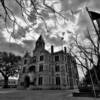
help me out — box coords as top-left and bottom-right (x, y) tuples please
(35, 35), (45, 49)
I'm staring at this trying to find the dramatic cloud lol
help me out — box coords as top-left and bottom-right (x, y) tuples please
(0, 42), (26, 56)
(60, 0), (89, 11)
(22, 39), (36, 51)
(0, 0), (99, 56)
(5, 0), (23, 18)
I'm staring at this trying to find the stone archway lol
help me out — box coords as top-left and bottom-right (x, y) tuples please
(28, 65), (36, 85)
(28, 72), (36, 86)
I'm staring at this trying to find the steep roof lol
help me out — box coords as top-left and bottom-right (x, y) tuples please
(36, 35), (45, 43)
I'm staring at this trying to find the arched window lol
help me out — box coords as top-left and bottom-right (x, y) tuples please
(29, 65), (35, 72)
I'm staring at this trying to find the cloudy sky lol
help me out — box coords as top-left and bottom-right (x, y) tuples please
(0, 0), (99, 56)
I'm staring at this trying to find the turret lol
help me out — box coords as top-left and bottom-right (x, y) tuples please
(35, 35), (45, 49)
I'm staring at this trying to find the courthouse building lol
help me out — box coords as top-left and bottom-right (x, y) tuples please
(18, 35), (79, 89)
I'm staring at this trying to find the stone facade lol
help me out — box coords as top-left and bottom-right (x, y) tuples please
(18, 35), (79, 89)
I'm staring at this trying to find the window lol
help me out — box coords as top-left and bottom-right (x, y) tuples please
(38, 77), (43, 85)
(39, 64), (43, 72)
(55, 65), (60, 72)
(65, 56), (66, 61)
(40, 55), (44, 61)
(24, 59), (27, 64)
(56, 77), (60, 85)
(22, 67), (25, 73)
(32, 56), (36, 63)
(55, 55), (59, 62)
(29, 65), (35, 72)
(66, 77), (69, 85)
(66, 64), (67, 72)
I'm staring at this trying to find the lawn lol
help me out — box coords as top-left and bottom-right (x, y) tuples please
(0, 89), (99, 100)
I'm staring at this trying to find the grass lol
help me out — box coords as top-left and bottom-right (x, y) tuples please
(0, 89), (99, 100)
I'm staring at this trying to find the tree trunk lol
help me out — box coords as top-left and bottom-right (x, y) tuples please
(3, 76), (8, 88)
(96, 57), (100, 82)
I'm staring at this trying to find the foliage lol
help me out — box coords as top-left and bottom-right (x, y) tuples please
(0, 52), (21, 88)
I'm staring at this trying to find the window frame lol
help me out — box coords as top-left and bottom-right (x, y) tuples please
(56, 77), (60, 85)
(38, 77), (43, 85)
(40, 55), (44, 61)
(55, 65), (60, 72)
(22, 67), (26, 73)
(39, 64), (43, 72)
(24, 59), (27, 64)
(55, 55), (59, 62)
(32, 56), (36, 63)
(29, 65), (35, 72)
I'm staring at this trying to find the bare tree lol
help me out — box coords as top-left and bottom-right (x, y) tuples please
(69, 26), (100, 84)
(0, 0), (67, 38)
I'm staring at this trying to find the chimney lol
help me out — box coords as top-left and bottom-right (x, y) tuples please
(64, 47), (67, 53)
(51, 45), (54, 54)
